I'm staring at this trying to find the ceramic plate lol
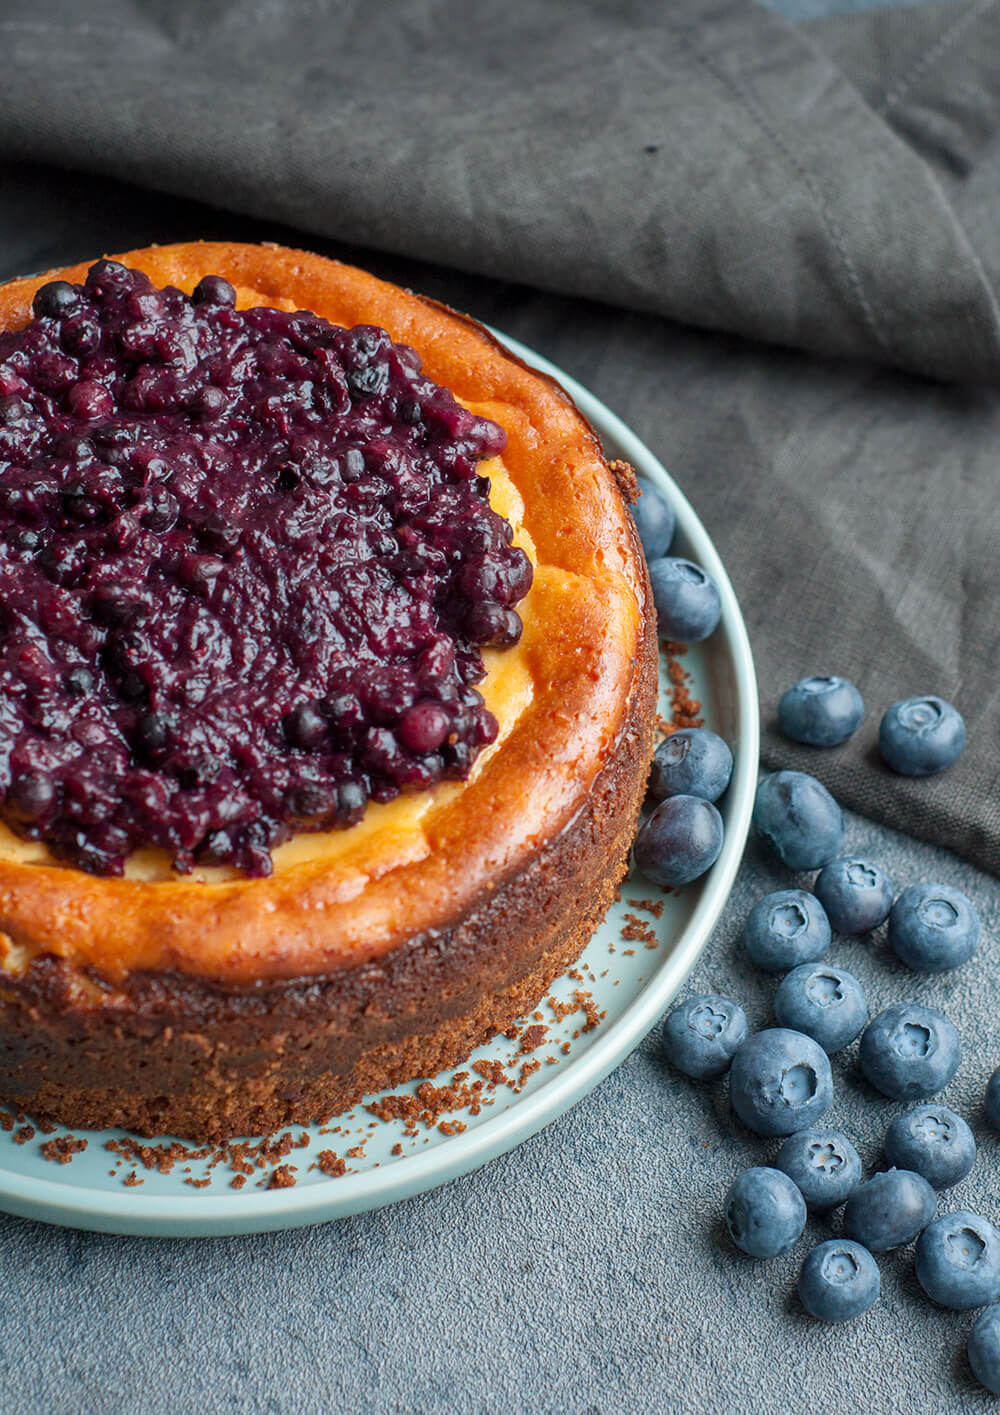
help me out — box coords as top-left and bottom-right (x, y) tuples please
(0, 330), (758, 1236)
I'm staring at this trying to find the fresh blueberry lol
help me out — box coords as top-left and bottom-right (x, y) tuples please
(859, 1004), (961, 1101)
(662, 994), (749, 1080)
(192, 274), (237, 308)
(888, 882), (980, 973)
(633, 795), (723, 887)
(778, 676), (864, 748)
(985, 1067), (1000, 1131)
(743, 889), (830, 974)
(648, 558), (721, 643)
(797, 1239), (880, 1322)
(842, 1169), (937, 1252)
(879, 695), (966, 776)
(630, 476), (675, 562)
(729, 1028), (833, 1137)
(751, 771), (844, 872)
(915, 1212), (1000, 1310)
(775, 1127), (861, 1212)
(32, 279), (79, 320)
(648, 728), (733, 804)
(814, 856), (893, 935)
(773, 964), (867, 1053)
(969, 1305), (1000, 1395)
(884, 1105), (976, 1191)
(724, 1166), (806, 1259)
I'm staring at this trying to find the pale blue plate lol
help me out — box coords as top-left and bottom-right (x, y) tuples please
(0, 330), (758, 1236)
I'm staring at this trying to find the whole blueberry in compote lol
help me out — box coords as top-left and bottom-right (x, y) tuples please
(879, 695), (965, 776)
(774, 964), (867, 1053)
(859, 1005), (961, 1101)
(842, 1169), (936, 1253)
(647, 557), (721, 642)
(776, 1127), (861, 1212)
(888, 882), (980, 972)
(970, 1305), (1000, 1394)
(630, 475), (675, 562)
(724, 1166), (806, 1259)
(729, 1028), (833, 1137)
(752, 771), (844, 871)
(633, 795), (724, 887)
(743, 889), (830, 974)
(0, 262), (531, 877)
(662, 993), (748, 1080)
(798, 1240), (879, 1322)
(884, 1105), (976, 1190)
(778, 676), (864, 747)
(915, 1212), (1000, 1310)
(814, 856), (893, 935)
(648, 728), (733, 804)
(984, 1067), (1000, 1131)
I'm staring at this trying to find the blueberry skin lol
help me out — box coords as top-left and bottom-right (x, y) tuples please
(633, 795), (723, 887)
(662, 993), (749, 1080)
(742, 889), (830, 975)
(648, 728), (733, 804)
(631, 476), (675, 562)
(879, 695), (966, 776)
(969, 1305), (1000, 1394)
(773, 964), (867, 1053)
(752, 771), (844, 872)
(986, 1067), (1000, 1130)
(798, 1239), (880, 1322)
(647, 558), (721, 643)
(778, 676), (864, 748)
(842, 1169), (937, 1252)
(859, 1004), (961, 1101)
(888, 882), (980, 973)
(724, 1166), (807, 1259)
(729, 1028), (833, 1137)
(915, 1212), (1000, 1310)
(775, 1127), (862, 1212)
(884, 1105), (976, 1190)
(814, 856), (894, 935)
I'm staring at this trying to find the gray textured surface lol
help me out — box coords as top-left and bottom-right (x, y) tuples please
(2, 811), (999, 1414)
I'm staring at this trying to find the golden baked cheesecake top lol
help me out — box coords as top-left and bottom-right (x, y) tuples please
(0, 242), (649, 985)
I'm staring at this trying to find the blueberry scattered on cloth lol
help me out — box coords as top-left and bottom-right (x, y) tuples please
(775, 1128), (861, 1213)
(814, 856), (893, 935)
(888, 883), (980, 972)
(797, 1239), (880, 1323)
(778, 676), (864, 748)
(728, 1028), (833, 1137)
(969, 1306), (1000, 1396)
(859, 1004), (961, 1101)
(661, 994), (748, 1080)
(914, 1212), (1000, 1310)
(773, 963), (867, 1053)
(986, 1068), (1000, 1132)
(879, 696), (966, 777)
(724, 1167), (806, 1259)
(752, 771), (844, 871)
(841, 1169), (937, 1253)
(742, 889), (831, 974)
(883, 1106), (976, 1191)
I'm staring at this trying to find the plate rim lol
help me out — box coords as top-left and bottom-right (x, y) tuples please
(0, 327), (759, 1236)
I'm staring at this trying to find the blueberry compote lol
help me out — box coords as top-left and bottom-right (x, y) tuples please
(0, 261), (532, 877)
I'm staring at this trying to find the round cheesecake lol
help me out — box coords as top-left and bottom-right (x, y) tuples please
(0, 242), (657, 1141)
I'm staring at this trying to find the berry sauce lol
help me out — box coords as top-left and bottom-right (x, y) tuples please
(0, 261), (532, 877)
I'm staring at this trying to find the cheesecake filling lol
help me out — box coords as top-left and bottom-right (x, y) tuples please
(0, 262), (532, 877)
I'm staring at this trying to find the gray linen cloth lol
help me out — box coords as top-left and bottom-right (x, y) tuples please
(0, 0), (998, 877)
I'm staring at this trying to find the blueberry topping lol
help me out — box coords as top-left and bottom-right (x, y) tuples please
(884, 1105), (976, 1191)
(879, 695), (966, 776)
(662, 993), (749, 1080)
(813, 855), (894, 935)
(776, 1128), (861, 1212)
(888, 882), (980, 973)
(842, 1169), (937, 1252)
(915, 1212), (1000, 1310)
(724, 1166), (806, 1259)
(798, 1240), (880, 1322)
(633, 794), (724, 886)
(751, 770), (844, 871)
(778, 675), (864, 747)
(647, 727), (732, 804)
(969, 1305), (1000, 1394)
(728, 1028), (833, 1137)
(630, 476), (675, 562)
(859, 1004), (961, 1101)
(774, 963), (867, 1053)
(647, 557), (721, 642)
(0, 263), (527, 876)
(742, 888), (830, 974)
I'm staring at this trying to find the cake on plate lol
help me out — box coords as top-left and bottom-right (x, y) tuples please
(0, 242), (657, 1141)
